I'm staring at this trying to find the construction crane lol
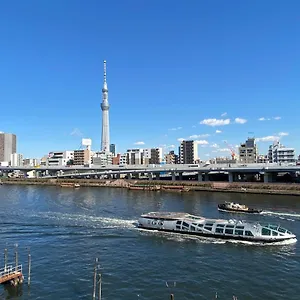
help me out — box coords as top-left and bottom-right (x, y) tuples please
(224, 141), (237, 160)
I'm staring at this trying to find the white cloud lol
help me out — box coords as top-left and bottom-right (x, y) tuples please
(189, 134), (210, 139)
(221, 112), (227, 117)
(256, 136), (279, 142)
(258, 117), (271, 121)
(169, 127), (182, 131)
(195, 140), (209, 145)
(217, 148), (231, 152)
(274, 116), (281, 120)
(205, 153), (210, 157)
(200, 118), (230, 127)
(278, 132), (289, 137)
(215, 130), (222, 134)
(177, 138), (185, 142)
(234, 118), (247, 124)
(70, 128), (83, 137)
(167, 144), (175, 148)
(210, 143), (219, 148)
(134, 141), (145, 145)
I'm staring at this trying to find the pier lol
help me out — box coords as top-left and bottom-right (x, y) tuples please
(0, 247), (30, 287)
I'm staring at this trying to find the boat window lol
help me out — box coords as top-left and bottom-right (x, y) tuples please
(204, 226), (212, 231)
(225, 229), (233, 234)
(198, 224), (203, 227)
(287, 230), (292, 234)
(190, 226), (196, 231)
(205, 222), (214, 226)
(245, 231), (254, 236)
(272, 231), (278, 236)
(215, 228), (224, 233)
(182, 221), (189, 227)
(176, 221), (182, 225)
(267, 225), (278, 230)
(226, 225), (234, 229)
(216, 224), (225, 227)
(278, 227), (286, 233)
(234, 230), (243, 235)
(235, 226), (244, 229)
(176, 225), (181, 230)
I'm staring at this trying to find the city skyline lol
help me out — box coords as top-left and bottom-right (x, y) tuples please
(1, 1), (300, 159)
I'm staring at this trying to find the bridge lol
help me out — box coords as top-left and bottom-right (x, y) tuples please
(1, 163), (300, 183)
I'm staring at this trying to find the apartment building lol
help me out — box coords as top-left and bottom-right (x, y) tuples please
(92, 152), (113, 166)
(179, 140), (199, 164)
(268, 141), (295, 163)
(73, 149), (91, 166)
(165, 150), (179, 164)
(238, 138), (258, 163)
(126, 149), (143, 165)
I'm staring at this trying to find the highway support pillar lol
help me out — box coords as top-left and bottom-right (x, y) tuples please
(264, 172), (275, 183)
(155, 173), (160, 180)
(148, 173), (153, 181)
(228, 172), (234, 183)
(204, 173), (209, 182)
(171, 172), (176, 181)
(198, 172), (203, 182)
(178, 172), (183, 181)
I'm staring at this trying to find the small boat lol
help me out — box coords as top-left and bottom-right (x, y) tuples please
(138, 212), (296, 243)
(74, 183), (80, 188)
(218, 202), (262, 214)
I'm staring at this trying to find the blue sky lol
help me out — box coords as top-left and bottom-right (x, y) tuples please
(1, 0), (299, 159)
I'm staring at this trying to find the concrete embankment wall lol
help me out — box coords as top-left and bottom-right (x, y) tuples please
(2, 178), (300, 196)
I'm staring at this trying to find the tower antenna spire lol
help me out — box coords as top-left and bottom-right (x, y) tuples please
(103, 60), (107, 83)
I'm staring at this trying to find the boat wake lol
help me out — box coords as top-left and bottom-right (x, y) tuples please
(261, 211), (300, 221)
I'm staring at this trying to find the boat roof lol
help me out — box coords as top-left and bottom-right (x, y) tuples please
(141, 212), (226, 222)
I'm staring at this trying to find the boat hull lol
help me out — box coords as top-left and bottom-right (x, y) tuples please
(138, 225), (293, 244)
(218, 204), (262, 214)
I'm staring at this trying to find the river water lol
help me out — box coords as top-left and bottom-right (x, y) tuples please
(0, 185), (300, 299)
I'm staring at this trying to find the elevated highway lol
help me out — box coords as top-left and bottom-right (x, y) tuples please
(1, 163), (299, 183)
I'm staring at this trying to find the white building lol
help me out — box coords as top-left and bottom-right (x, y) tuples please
(23, 158), (40, 167)
(46, 151), (74, 167)
(119, 153), (127, 165)
(268, 141), (295, 164)
(10, 153), (23, 167)
(126, 149), (143, 165)
(92, 151), (113, 166)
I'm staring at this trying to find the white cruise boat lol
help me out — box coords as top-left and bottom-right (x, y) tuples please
(138, 212), (296, 243)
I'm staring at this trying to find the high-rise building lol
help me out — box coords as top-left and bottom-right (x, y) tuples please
(110, 144), (116, 156)
(0, 133), (16, 163)
(238, 138), (258, 163)
(101, 60), (110, 153)
(179, 140), (199, 164)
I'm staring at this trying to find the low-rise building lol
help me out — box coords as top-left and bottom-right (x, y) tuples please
(165, 150), (179, 164)
(46, 151), (74, 167)
(10, 153), (23, 167)
(73, 149), (91, 166)
(268, 141), (295, 164)
(92, 151), (113, 166)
